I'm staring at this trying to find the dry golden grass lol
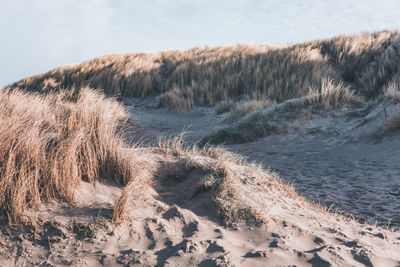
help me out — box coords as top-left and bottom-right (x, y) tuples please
(356, 38), (400, 98)
(319, 31), (399, 83)
(0, 88), (136, 223)
(112, 161), (152, 223)
(228, 99), (274, 121)
(8, 30), (400, 113)
(156, 44), (338, 111)
(214, 99), (236, 114)
(308, 78), (363, 110)
(10, 53), (162, 98)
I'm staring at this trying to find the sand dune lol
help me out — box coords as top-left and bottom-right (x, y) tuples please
(1, 30), (400, 266)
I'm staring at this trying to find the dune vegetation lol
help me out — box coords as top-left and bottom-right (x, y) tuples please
(0, 88), (136, 223)
(7, 30), (400, 114)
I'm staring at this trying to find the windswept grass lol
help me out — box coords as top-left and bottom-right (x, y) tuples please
(156, 44), (338, 111)
(308, 79), (363, 110)
(319, 31), (399, 84)
(0, 88), (136, 223)
(356, 38), (400, 98)
(227, 99), (274, 121)
(10, 53), (163, 98)
(8, 31), (400, 113)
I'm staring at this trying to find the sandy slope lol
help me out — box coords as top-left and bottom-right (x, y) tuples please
(1, 150), (399, 266)
(127, 97), (400, 229)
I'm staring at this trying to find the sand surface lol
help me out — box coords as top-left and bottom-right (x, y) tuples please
(127, 97), (400, 228)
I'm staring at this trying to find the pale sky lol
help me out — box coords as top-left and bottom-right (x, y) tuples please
(1, 0), (400, 87)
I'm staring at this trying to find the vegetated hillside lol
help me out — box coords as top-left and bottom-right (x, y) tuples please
(7, 31), (400, 113)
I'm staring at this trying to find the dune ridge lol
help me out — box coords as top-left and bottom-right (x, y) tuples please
(8, 31), (400, 112)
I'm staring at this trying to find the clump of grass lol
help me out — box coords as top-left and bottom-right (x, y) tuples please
(0, 88), (136, 223)
(308, 79), (363, 111)
(214, 98), (273, 119)
(156, 85), (196, 113)
(214, 100), (236, 114)
(384, 81), (400, 103)
(112, 162), (152, 223)
(228, 99), (274, 121)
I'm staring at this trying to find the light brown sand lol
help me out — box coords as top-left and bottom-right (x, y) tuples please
(1, 150), (399, 266)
